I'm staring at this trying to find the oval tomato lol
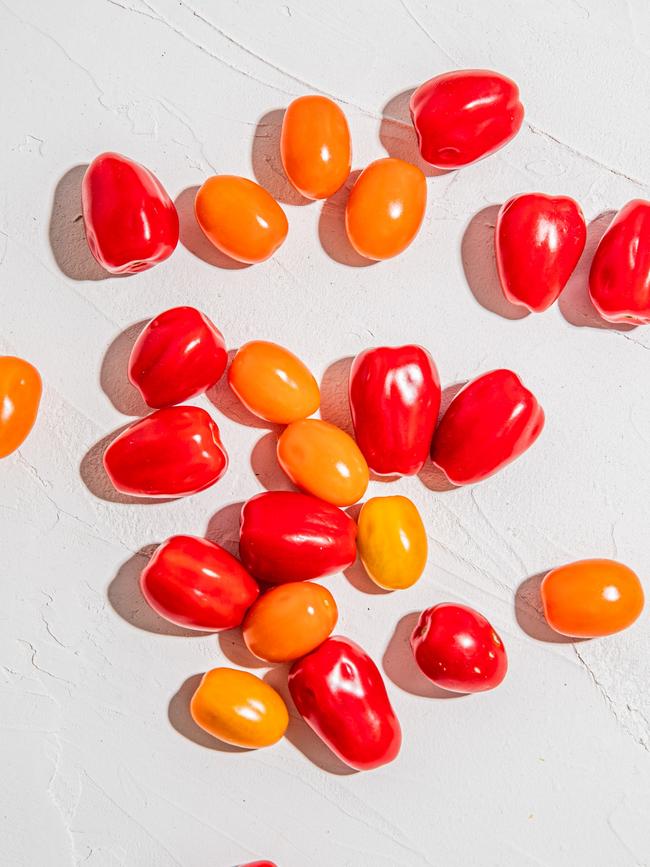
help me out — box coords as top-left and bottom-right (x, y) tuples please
(0, 356), (42, 459)
(357, 496), (427, 590)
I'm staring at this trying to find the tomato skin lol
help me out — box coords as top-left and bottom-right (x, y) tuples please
(357, 496), (427, 591)
(410, 70), (524, 169)
(281, 95), (351, 199)
(431, 369), (544, 485)
(411, 603), (508, 693)
(81, 152), (178, 274)
(128, 307), (227, 408)
(496, 193), (587, 312)
(589, 200), (650, 323)
(349, 345), (440, 475)
(239, 491), (357, 584)
(541, 559), (644, 637)
(103, 406), (228, 497)
(0, 356), (42, 459)
(239, 863), (277, 867)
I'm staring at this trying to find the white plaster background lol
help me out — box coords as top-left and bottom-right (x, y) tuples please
(1, 1), (650, 865)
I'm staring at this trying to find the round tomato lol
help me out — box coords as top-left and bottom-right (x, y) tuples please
(357, 496), (427, 590)
(0, 356), (42, 459)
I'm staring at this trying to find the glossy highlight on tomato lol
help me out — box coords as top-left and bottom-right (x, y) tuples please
(357, 496), (427, 591)
(0, 356), (42, 459)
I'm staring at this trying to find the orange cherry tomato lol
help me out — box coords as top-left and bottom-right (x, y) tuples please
(228, 340), (319, 424)
(0, 356), (42, 458)
(357, 495), (427, 590)
(243, 581), (338, 662)
(345, 157), (426, 260)
(194, 176), (288, 264)
(190, 668), (289, 748)
(280, 95), (351, 200)
(277, 418), (369, 506)
(541, 559), (644, 638)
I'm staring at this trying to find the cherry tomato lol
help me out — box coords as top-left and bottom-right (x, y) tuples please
(357, 496), (427, 591)
(281, 95), (351, 199)
(431, 369), (544, 485)
(589, 199), (650, 323)
(239, 491), (357, 584)
(345, 158), (426, 260)
(81, 152), (178, 274)
(496, 193), (587, 312)
(410, 69), (524, 169)
(277, 418), (369, 506)
(190, 668), (288, 748)
(140, 535), (259, 631)
(0, 356), (42, 459)
(128, 306), (227, 408)
(228, 340), (319, 424)
(103, 406), (227, 497)
(194, 176), (288, 264)
(541, 559), (644, 637)
(239, 863), (277, 867)
(243, 581), (338, 662)
(411, 603), (508, 693)
(349, 345), (440, 475)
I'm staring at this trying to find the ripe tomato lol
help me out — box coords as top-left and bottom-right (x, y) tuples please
(357, 496), (427, 591)
(0, 356), (42, 459)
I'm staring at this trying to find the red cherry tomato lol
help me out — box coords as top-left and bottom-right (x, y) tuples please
(411, 603), (507, 693)
(289, 636), (402, 771)
(103, 406), (227, 498)
(239, 862), (277, 866)
(410, 70), (524, 169)
(82, 152), (178, 274)
(589, 199), (650, 324)
(349, 345), (440, 475)
(431, 369), (544, 485)
(496, 193), (587, 312)
(239, 491), (357, 584)
(140, 535), (259, 630)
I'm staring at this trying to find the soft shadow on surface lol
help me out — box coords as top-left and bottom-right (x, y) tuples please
(175, 186), (250, 270)
(343, 557), (390, 596)
(318, 170), (376, 267)
(319, 356), (354, 434)
(205, 500), (244, 557)
(168, 674), (251, 752)
(207, 350), (280, 430)
(515, 572), (578, 643)
(250, 431), (296, 492)
(251, 109), (311, 206)
(218, 630), (267, 670)
(379, 89), (448, 178)
(100, 319), (150, 416)
(418, 381), (466, 493)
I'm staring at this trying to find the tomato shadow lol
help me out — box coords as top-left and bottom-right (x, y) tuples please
(174, 186), (251, 270)
(418, 381), (466, 493)
(379, 89), (448, 178)
(168, 674), (252, 753)
(251, 109), (311, 207)
(100, 319), (150, 416)
(205, 500), (245, 557)
(207, 350), (281, 430)
(318, 170), (377, 267)
(319, 356), (354, 434)
(218, 629), (268, 670)
(250, 431), (296, 492)
(515, 571), (581, 643)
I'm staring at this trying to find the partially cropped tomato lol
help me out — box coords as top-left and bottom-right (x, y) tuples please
(195, 176), (288, 264)
(410, 70), (524, 169)
(411, 603), (508, 693)
(239, 863), (277, 867)
(541, 559), (644, 637)
(140, 535), (259, 630)
(239, 491), (357, 584)
(349, 345), (440, 475)
(190, 668), (288, 748)
(357, 496), (427, 591)
(103, 406), (227, 497)
(289, 636), (401, 771)
(228, 340), (319, 424)
(281, 95), (351, 199)
(0, 356), (42, 459)
(277, 418), (369, 506)
(82, 152), (178, 274)
(431, 369), (544, 485)
(496, 193), (587, 312)
(345, 158), (426, 260)
(589, 200), (650, 323)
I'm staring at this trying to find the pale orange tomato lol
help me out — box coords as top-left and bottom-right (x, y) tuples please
(0, 356), (42, 458)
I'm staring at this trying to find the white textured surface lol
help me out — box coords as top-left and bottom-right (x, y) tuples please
(1, 1), (650, 865)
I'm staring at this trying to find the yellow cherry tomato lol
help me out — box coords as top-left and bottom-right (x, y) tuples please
(0, 356), (42, 459)
(357, 495), (427, 590)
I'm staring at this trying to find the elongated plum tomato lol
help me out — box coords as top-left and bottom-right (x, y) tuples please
(0, 356), (42, 459)
(411, 603), (508, 693)
(190, 668), (288, 748)
(81, 152), (178, 274)
(228, 340), (319, 424)
(194, 176), (288, 264)
(357, 496), (427, 591)
(140, 535), (259, 631)
(103, 406), (227, 498)
(496, 193), (587, 312)
(410, 70), (524, 169)
(345, 158), (426, 260)
(128, 306), (227, 408)
(277, 418), (369, 506)
(239, 491), (357, 584)
(280, 95), (351, 199)
(541, 559), (644, 637)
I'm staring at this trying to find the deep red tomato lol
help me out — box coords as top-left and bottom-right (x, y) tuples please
(496, 193), (587, 312)
(140, 535), (259, 630)
(349, 345), (440, 475)
(103, 406), (228, 497)
(82, 152), (178, 274)
(411, 603), (507, 693)
(410, 69), (524, 169)
(239, 491), (356, 584)
(128, 306), (227, 408)
(239, 862), (277, 866)
(431, 369), (544, 485)
(288, 636), (402, 771)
